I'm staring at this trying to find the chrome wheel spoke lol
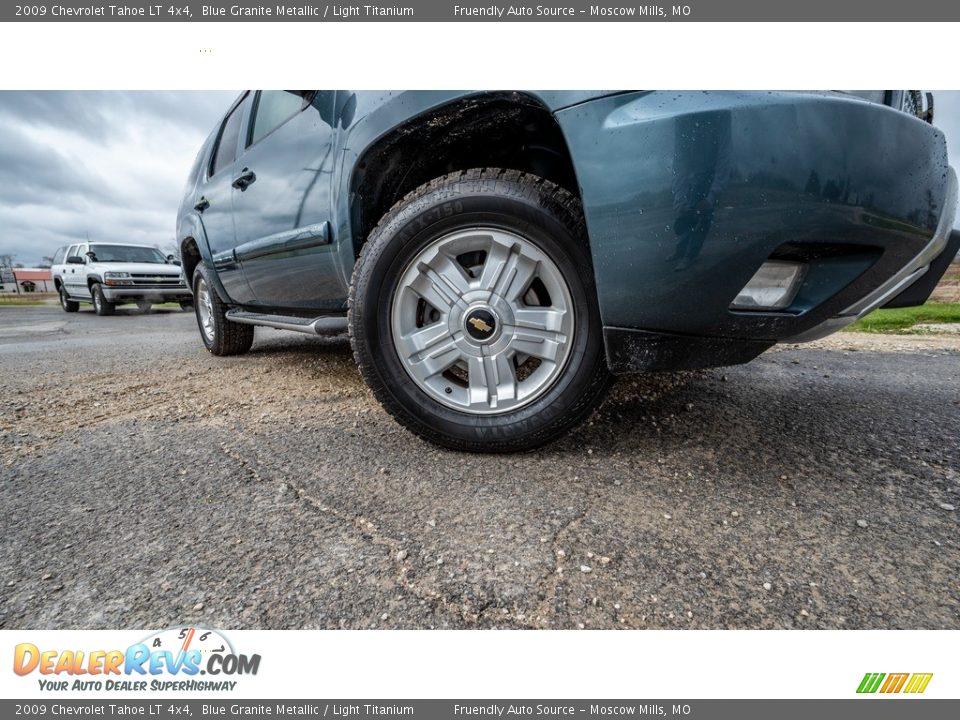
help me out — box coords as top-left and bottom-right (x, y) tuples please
(409, 265), (460, 313)
(501, 253), (540, 302)
(396, 322), (455, 361)
(511, 333), (563, 363)
(510, 308), (569, 361)
(406, 337), (461, 380)
(478, 239), (539, 301)
(467, 354), (517, 410)
(513, 307), (567, 334)
(424, 251), (473, 296)
(477, 238), (514, 292)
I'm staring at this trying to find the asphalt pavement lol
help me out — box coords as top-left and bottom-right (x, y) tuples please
(1, 304), (958, 629)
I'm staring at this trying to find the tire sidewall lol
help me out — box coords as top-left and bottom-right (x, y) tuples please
(193, 265), (217, 352)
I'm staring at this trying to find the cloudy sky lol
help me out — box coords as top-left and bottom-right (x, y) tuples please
(0, 91), (236, 266)
(2, 90), (960, 267)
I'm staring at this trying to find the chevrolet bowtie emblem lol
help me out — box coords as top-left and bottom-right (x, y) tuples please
(468, 317), (493, 333)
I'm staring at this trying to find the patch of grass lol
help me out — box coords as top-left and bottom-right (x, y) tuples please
(848, 302), (960, 333)
(0, 298), (49, 306)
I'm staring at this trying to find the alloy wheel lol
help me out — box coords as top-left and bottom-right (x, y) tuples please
(390, 227), (575, 415)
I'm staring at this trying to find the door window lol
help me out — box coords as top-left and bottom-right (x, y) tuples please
(249, 91), (308, 146)
(210, 98), (247, 176)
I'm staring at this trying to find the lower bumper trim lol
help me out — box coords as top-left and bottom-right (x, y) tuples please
(785, 166), (958, 343)
(102, 287), (191, 302)
(843, 166), (957, 318)
(603, 327), (772, 375)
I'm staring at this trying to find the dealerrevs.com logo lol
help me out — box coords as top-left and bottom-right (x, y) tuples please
(856, 673), (933, 694)
(13, 626), (260, 693)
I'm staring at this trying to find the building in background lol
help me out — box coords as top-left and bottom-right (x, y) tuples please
(11, 268), (53, 293)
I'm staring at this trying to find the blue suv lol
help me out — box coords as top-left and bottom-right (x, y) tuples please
(177, 91), (958, 451)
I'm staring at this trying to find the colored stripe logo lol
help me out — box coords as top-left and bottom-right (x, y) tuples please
(857, 672), (933, 694)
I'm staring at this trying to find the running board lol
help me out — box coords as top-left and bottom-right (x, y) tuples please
(225, 309), (347, 336)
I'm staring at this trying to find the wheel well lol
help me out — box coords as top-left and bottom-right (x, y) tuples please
(349, 93), (581, 256)
(54, 278), (62, 291)
(180, 238), (202, 286)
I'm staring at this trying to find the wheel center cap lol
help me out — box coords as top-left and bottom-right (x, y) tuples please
(463, 307), (499, 343)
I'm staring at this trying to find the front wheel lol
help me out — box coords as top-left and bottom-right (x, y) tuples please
(349, 169), (612, 452)
(91, 284), (115, 316)
(193, 264), (254, 356)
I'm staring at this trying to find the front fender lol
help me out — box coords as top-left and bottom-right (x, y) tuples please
(177, 211), (232, 301)
(329, 90), (626, 290)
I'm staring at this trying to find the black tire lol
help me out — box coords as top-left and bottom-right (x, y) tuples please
(349, 168), (612, 453)
(91, 283), (115, 316)
(179, 301), (194, 311)
(192, 263), (254, 356)
(59, 286), (79, 313)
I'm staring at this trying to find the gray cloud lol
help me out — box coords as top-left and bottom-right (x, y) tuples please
(1, 90), (959, 267)
(0, 91), (236, 265)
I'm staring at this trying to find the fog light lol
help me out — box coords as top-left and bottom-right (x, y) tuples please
(730, 260), (805, 311)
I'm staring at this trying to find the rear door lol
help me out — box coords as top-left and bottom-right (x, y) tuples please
(74, 243), (93, 299)
(63, 244), (81, 296)
(196, 93), (257, 305)
(230, 91), (342, 310)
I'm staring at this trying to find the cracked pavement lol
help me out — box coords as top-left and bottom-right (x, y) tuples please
(1, 305), (958, 629)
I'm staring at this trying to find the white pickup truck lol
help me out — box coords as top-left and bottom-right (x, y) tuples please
(51, 242), (191, 315)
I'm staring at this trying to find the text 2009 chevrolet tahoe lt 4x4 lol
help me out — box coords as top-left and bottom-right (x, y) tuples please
(176, 90), (959, 452)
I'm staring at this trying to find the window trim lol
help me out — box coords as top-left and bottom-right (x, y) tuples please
(208, 91), (250, 179)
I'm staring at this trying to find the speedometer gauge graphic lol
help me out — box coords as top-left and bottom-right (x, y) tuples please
(140, 626), (234, 660)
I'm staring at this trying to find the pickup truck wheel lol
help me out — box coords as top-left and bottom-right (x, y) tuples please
(193, 264), (254, 356)
(91, 283), (115, 316)
(349, 168), (612, 452)
(59, 287), (79, 313)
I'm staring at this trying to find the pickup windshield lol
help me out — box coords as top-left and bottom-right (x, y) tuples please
(88, 244), (167, 264)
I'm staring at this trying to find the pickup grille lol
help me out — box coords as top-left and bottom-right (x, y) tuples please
(130, 274), (183, 287)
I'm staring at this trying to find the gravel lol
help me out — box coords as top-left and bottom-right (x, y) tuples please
(1, 306), (958, 630)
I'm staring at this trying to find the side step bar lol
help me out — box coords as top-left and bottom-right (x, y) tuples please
(225, 309), (348, 336)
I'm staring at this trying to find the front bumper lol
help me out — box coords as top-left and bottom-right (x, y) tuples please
(789, 169), (958, 342)
(101, 285), (191, 303)
(555, 91), (957, 370)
